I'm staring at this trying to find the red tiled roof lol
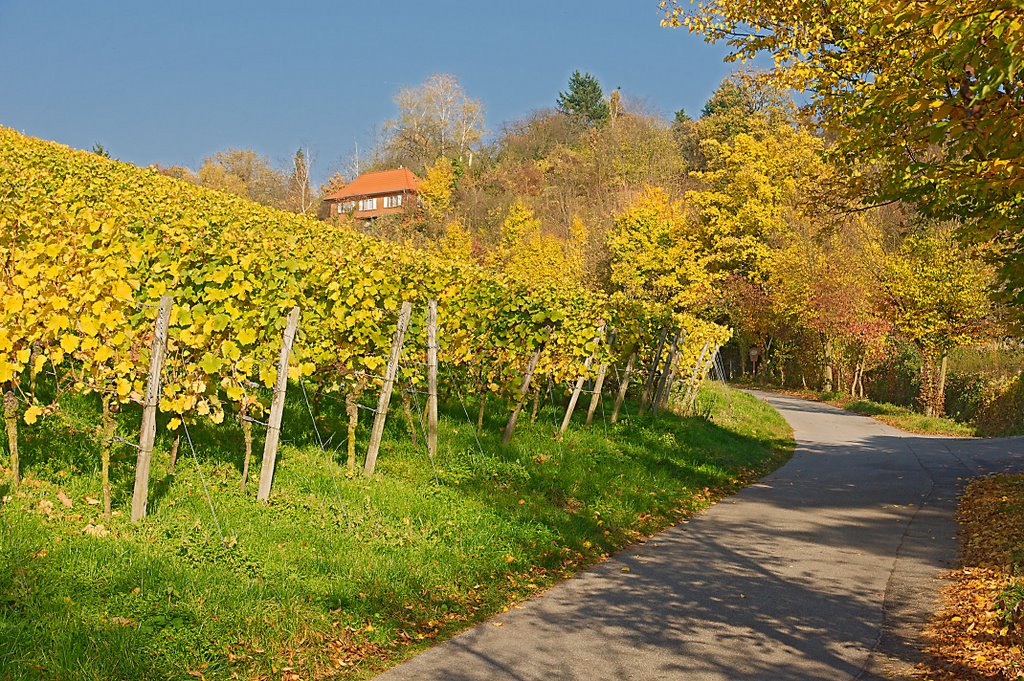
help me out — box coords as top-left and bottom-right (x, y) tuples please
(323, 168), (419, 201)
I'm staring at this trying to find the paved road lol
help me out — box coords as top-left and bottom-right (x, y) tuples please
(375, 391), (1024, 680)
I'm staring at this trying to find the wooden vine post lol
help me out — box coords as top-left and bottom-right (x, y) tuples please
(639, 327), (669, 415)
(502, 344), (543, 444)
(658, 334), (689, 413)
(130, 295), (173, 522)
(364, 301), (413, 478)
(585, 327), (612, 427)
(684, 342), (717, 414)
(3, 390), (19, 491)
(610, 343), (638, 424)
(256, 306), (301, 502)
(653, 329), (683, 416)
(559, 322), (606, 436)
(426, 300), (438, 464)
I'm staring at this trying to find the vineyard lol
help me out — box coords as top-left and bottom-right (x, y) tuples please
(0, 128), (800, 680)
(0, 126), (730, 517)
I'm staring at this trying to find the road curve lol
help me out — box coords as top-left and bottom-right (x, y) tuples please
(374, 391), (1024, 681)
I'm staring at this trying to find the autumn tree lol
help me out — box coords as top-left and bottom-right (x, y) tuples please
(197, 148), (289, 209)
(556, 71), (610, 125)
(664, 0), (1024, 303)
(875, 227), (995, 415)
(490, 201), (587, 287)
(607, 187), (716, 318)
(382, 73), (485, 172)
(418, 156), (457, 220)
(686, 117), (824, 279)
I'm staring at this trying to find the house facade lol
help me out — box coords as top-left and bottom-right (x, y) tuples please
(322, 167), (420, 220)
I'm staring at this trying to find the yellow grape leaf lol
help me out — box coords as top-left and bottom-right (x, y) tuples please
(198, 353), (223, 374)
(46, 314), (69, 333)
(116, 379), (132, 398)
(237, 328), (257, 346)
(24, 405), (42, 425)
(112, 280), (133, 300)
(95, 346), (113, 363)
(260, 364), (277, 388)
(287, 365), (300, 380)
(0, 361), (14, 383)
(79, 316), (100, 336)
(4, 294), (24, 314)
(16, 348), (31, 364)
(167, 418), (181, 431)
(60, 335), (80, 353)
(32, 353), (46, 376)
(224, 383), (243, 401)
(221, 340), (241, 362)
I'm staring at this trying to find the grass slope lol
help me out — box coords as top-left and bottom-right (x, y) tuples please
(0, 382), (792, 680)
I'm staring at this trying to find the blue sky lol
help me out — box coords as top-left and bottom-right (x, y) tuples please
(0, 0), (742, 182)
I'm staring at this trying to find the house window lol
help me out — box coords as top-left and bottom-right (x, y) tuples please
(358, 198), (378, 211)
(383, 194), (403, 209)
(341, 201), (355, 211)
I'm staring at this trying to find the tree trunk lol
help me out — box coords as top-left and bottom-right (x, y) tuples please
(3, 390), (19, 492)
(239, 406), (253, 491)
(822, 336), (834, 392)
(918, 351), (945, 417)
(168, 431), (180, 474)
(400, 386), (418, 446)
(346, 387), (360, 477)
(476, 391), (487, 432)
(529, 383), (542, 424)
(937, 353), (949, 414)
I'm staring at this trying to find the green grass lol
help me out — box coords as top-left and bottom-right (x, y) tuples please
(0, 381), (792, 680)
(840, 400), (977, 437)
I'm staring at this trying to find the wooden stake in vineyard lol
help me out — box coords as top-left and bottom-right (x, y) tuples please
(256, 306), (300, 502)
(3, 390), (19, 492)
(684, 342), (718, 414)
(503, 343), (543, 444)
(130, 295), (173, 522)
(639, 327), (669, 415)
(653, 328), (683, 416)
(426, 300), (438, 463)
(585, 327), (612, 427)
(610, 343), (637, 424)
(364, 301), (413, 478)
(559, 322), (606, 436)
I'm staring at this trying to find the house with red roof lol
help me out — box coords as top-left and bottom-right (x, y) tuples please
(322, 167), (420, 219)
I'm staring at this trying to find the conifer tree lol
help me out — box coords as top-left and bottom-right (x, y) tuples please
(556, 71), (610, 125)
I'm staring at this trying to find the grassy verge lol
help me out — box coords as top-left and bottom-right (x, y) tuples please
(736, 382), (977, 437)
(920, 474), (1024, 680)
(0, 382), (792, 680)
(838, 399), (977, 437)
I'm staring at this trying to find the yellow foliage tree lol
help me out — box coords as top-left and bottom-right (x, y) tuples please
(418, 156), (457, 219)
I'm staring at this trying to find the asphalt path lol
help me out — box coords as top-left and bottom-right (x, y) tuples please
(375, 391), (1024, 680)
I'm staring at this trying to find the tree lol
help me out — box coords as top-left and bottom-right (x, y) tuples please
(556, 71), (610, 125)
(875, 227), (996, 415)
(418, 157), (457, 220)
(197, 148), (289, 209)
(382, 73), (485, 172)
(287, 148), (315, 215)
(607, 187), (716, 317)
(663, 0), (1024, 301)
